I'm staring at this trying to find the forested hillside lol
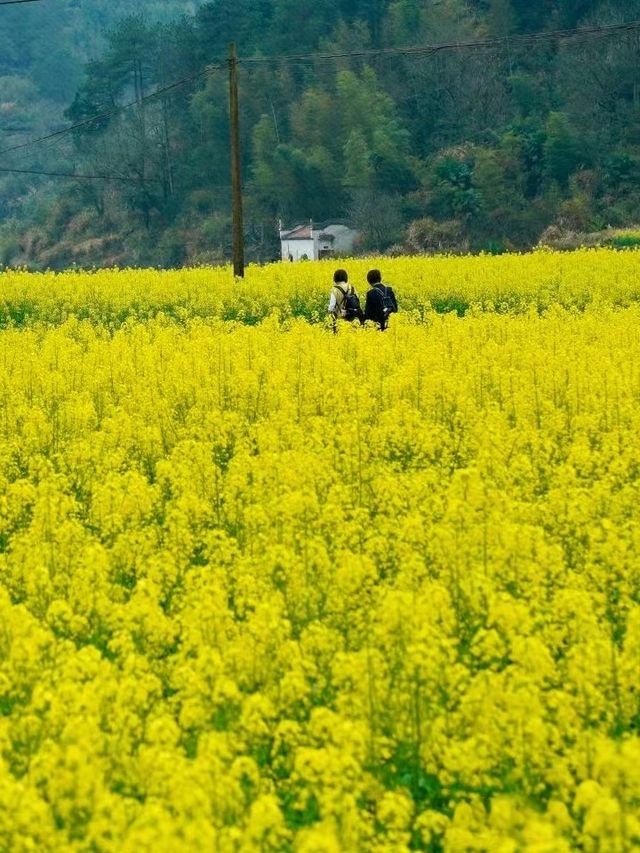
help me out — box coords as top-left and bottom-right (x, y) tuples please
(1, 0), (639, 268)
(0, 0), (203, 103)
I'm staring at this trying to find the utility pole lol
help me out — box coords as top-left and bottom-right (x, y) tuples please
(228, 42), (245, 278)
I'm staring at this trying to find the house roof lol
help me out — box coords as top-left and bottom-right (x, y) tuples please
(281, 221), (358, 241)
(281, 224), (313, 240)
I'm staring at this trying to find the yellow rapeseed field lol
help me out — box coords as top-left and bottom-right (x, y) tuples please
(1, 250), (640, 851)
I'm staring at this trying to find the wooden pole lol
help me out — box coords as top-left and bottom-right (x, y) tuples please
(228, 42), (245, 278)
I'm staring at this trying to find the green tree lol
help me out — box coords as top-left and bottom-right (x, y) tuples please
(3, 0), (640, 267)
(543, 112), (582, 188)
(488, 0), (516, 37)
(427, 153), (481, 222)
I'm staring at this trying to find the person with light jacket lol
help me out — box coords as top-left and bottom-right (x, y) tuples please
(328, 269), (364, 330)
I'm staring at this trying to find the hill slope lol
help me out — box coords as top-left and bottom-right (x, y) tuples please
(1, 0), (640, 267)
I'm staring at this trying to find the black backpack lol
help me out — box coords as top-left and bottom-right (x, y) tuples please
(375, 284), (396, 320)
(336, 284), (362, 321)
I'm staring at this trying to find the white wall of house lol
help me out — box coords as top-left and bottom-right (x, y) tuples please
(280, 225), (359, 261)
(281, 238), (316, 261)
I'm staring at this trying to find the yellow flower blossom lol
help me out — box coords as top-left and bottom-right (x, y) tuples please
(0, 251), (639, 848)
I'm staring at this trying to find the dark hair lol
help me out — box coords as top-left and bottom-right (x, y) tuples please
(334, 269), (348, 284)
(367, 269), (382, 285)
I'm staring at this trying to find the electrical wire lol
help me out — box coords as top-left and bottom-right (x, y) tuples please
(3, 20), (639, 161)
(240, 19), (640, 66)
(2, 17), (640, 184)
(0, 167), (260, 194)
(4, 18), (639, 161)
(0, 63), (225, 158)
(0, 163), (404, 193)
(0, 166), (137, 182)
(0, 0), (45, 5)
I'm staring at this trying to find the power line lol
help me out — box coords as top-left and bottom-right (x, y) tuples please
(0, 163), (388, 192)
(2, 17), (639, 181)
(0, 166), (137, 183)
(0, 64), (225, 158)
(2, 20), (638, 161)
(0, 0), (45, 5)
(0, 165), (263, 194)
(240, 19), (640, 66)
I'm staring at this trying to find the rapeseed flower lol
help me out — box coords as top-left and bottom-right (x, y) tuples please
(1, 252), (639, 849)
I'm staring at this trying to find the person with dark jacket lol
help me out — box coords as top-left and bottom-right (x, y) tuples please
(364, 269), (398, 330)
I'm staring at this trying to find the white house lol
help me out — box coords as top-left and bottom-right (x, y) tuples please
(279, 221), (359, 261)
